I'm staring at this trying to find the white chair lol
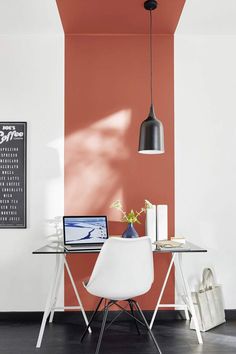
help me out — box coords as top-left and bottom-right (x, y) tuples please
(81, 236), (162, 354)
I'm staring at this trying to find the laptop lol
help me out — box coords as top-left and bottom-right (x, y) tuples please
(63, 216), (109, 251)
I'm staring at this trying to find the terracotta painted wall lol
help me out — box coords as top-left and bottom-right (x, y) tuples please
(64, 34), (175, 310)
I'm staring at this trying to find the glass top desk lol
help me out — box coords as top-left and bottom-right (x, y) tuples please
(33, 240), (206, 254)
(33, 241), (207, 348)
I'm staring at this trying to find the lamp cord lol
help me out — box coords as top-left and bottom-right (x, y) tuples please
(149, 9), (153, 107)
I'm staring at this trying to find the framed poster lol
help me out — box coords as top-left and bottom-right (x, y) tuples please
(0, 122), (27, 228)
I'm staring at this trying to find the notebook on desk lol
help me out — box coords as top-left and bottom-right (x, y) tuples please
(153, 240), (190, 251)
(154, 240), (183, 248)
(63, 216), (109, 251)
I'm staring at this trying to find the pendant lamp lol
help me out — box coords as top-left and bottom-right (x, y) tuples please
(138, 0), (164, 154)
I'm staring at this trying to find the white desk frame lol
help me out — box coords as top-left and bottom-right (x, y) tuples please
(35, 244), (204, 348)
(150, 252), (203, 344)
(36, 253), (91, 348)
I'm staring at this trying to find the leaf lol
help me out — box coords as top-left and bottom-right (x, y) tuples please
(144, 199), (153, 209)
(110, 200), (123, 209)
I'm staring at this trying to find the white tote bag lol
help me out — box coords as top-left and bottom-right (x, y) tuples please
(190, 268), (225, 332)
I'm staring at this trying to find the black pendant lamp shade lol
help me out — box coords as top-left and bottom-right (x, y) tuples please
(138, 0), (165, 154)
(139, 104), (164, 154)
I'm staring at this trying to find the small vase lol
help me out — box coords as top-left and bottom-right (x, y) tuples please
(122, 223), (139, 238)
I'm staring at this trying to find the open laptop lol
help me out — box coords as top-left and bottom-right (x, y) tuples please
(63, 216), (109, 251)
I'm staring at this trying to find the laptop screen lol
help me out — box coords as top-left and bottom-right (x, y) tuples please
(63, 216), (108, 245)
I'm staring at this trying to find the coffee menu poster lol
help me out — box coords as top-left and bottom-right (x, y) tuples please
(0, 122), (27, 228)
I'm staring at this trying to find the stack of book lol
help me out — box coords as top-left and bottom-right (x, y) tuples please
(153, 240), (183, 249)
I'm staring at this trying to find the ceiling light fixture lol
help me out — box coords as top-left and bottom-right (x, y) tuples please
(138, 0), (164, 154)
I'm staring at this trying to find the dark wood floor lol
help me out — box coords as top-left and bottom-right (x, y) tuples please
(0, 313), (236, 354)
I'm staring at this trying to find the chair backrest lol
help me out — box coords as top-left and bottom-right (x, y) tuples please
(86, 236), (154, 301)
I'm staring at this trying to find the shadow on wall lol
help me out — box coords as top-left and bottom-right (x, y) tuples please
(46, 216), (63, 243)
(40, 144), (63, 238)
(64, 35), (174, 310)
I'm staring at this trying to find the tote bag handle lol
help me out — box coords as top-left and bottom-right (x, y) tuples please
(200, 268), (216, 291)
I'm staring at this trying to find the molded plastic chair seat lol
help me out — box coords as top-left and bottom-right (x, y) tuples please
(85, 236), (154, 300)
(81, 236), (162, 354)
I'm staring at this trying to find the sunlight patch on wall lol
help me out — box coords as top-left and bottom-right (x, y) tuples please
(65, 110), (131, 214)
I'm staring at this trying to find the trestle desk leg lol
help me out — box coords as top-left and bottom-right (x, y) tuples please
(36, 254), (63, 348)
(150, 253), (176, 329)
(174, 263), (190, 321)
(64, 256), (91, 333)
(49, 254), (64, 323)
(184, 305), (190, 320)
(176, 253), (203, 344)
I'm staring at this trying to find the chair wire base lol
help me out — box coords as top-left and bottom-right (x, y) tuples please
(81, 298), (104, 343)
(80, 298), (162, 354)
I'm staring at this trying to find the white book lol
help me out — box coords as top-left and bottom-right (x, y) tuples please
(145, 205), (157, 243)
(156, 205), (168, 241)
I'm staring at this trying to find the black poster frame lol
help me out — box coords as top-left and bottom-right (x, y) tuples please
(0, 122), (27, 228)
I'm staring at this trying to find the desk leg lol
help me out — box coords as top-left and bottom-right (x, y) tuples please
(184, 306), (190, 320)
(174, 260), (190, 321)
(36, 254), (63, 348)
(150, 253), (176, 329)
(176, 253), (203, 344)
(49, 255), (65, 323)
(64, 256), (91, 334)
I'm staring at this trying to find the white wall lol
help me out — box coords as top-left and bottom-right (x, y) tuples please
(176, 0), (236, 35)
(175, 34), (236, 308)
(0, 0), (62, 35)
(0, 30), (64, 309)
